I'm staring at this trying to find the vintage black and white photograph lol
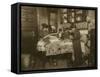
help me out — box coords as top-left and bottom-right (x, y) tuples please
(20, 5), (97, 71)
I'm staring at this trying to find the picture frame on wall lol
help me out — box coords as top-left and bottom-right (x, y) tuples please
(11, 2), (98, 74)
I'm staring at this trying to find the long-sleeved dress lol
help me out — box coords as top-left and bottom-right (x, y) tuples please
(72, 29), (83, 66)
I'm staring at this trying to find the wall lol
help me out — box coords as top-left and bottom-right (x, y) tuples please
(0, 0), (99, 77)
(37, 7), (48, 27)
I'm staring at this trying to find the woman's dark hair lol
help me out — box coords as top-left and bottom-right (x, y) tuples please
(41, 23), (48, 28)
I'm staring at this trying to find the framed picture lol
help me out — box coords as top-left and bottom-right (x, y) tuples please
(11, 3), (98, 74)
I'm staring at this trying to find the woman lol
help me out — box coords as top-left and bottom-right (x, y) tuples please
(71, 25), (83, 67)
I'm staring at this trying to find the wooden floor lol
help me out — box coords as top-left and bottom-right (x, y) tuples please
(21, 53), (73, 70)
